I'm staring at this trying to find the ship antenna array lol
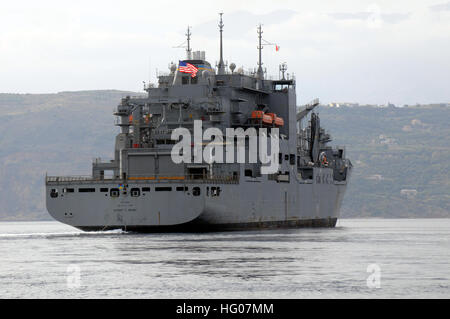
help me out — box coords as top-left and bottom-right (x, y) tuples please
(279, 62), (287, 80)
(173, 26), (192, 60)
(257, 24), (276, 80)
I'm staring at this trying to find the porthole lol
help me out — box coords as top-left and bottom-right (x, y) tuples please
(131, 188), (140, 197)
(110, 188), (120, 197)
(192, 187), (201, 196)
(50, 189), (58, 198)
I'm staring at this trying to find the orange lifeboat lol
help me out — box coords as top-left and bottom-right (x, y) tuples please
(251, 110), (264, 119)
(251, 110), (273, 125)
(262, 113), (273, 124)
(266, 113), (276, 122)
(274, 117), (284, 126)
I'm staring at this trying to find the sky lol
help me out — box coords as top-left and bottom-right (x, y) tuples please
(0, 0), (449, 105)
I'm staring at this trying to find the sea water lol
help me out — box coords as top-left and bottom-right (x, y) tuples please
(0, 219), (448, 298)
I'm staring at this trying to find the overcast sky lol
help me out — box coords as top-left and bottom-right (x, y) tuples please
(0, 0), (449, 105)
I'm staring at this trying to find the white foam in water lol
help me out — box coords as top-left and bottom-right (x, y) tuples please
(0, 229), (126, 240)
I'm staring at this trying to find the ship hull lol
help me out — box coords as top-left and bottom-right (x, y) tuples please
(46, 168), (349, 232)
(75, 217), (337, 232)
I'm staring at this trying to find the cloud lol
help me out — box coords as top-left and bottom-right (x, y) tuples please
(192, 10), (297, 37)
(329, 12), (410, 24)
(0, 1), (448, 105)
(429, 2), (450, 11)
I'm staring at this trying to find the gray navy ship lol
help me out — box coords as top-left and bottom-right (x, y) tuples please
(46, 15), (352, 232)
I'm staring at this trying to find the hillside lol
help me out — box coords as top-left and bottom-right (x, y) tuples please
(319, 104), (449, 218)
(0, 91), (448, 220)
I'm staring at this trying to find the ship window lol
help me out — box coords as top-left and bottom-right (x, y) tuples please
(110, 188), (120, 197)
(79, 188), (95, 193)
(182, 76), (189, 85)
(245, 169), (252, 177)
(176, 186), (188, 191)
(155, 187), (172, 192)
(188, 167), (207, 180)
(300, 168), (313, 180)
(100, 188), (108, 192)
(279, 153), (283, 163)
(290, 154), (296, 165)
(191, 77), (198, 84)
(50, 189), (58, 198)
(285, 154), (289, 161)
(131, 188), (140, 197)
(142, 187), (150, 192)
(192, 187), (201, 196)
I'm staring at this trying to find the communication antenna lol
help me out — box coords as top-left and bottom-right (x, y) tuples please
(279, 62), (287, 80)
(174, 26), (192, 60)
(148, 56), (152, 85)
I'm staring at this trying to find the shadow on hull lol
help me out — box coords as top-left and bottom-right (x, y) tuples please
(76, 217), (338, 233)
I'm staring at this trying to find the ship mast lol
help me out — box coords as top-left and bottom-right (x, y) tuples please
(186, 26), (192, 60)
(257, 24), (264, 80)
(256, 24), (277, 80)
(217, 13), (225, 75)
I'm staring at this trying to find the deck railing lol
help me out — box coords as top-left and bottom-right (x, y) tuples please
(45, 174), (239, 185)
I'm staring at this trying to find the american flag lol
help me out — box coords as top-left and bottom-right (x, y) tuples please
(178, 61), (198, 78)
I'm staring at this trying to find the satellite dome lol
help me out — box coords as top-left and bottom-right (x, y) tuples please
(229, 63), (236, 73)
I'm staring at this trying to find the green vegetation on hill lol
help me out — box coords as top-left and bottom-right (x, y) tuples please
(319, 104), (450, 217)
(0, 91), (448, 220)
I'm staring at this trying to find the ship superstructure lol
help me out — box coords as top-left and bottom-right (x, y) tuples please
(46, 16), (352, 231)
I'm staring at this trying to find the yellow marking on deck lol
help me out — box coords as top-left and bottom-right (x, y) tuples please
(128, 176), (185, 180)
